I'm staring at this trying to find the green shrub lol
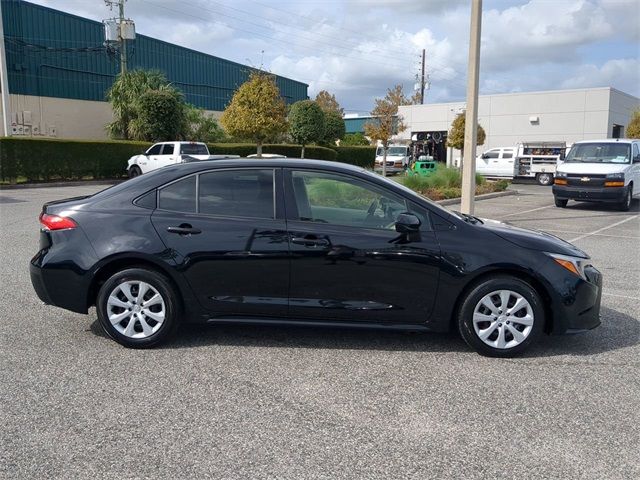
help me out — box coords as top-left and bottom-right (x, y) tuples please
(0, 137), (150, 182)
(333, 146), (376, 168)
(400, 165), (485, 192)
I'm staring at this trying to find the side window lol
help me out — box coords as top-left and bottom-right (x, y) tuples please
(485, 151), (500, 159)
(160, 144), (175, 155)
(291, 170), (410, 230)
(146, 144), (162, 155)
(633, 144), (639, 160)
(158, 176), (196, 213)
(502, 152), (513, 159)
(199, 169), (274, 218)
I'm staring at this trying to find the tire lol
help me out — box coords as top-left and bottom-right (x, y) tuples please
(554, 197), (568, 208)
(128, 165), (142, 178)
(457, 275), (545, 357)
(618, 186), (632, 212)
(536, 172), (553, 186)
(96, 268), (180, 348)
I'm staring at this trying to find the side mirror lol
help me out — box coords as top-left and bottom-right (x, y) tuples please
(395, 212), (421, 234)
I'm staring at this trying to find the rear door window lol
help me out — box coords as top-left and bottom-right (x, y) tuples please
(158, 176), (196, 213)
(198, 169), (274, 218)
(160, 144), (175, 155)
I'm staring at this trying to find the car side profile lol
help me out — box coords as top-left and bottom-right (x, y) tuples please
(127, 141), (210, 177)
(31, 159), (602, 357)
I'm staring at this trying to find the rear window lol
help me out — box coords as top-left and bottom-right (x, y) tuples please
(180, 143), (208, 155)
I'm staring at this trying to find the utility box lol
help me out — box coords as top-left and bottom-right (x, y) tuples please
(120, 20), (136, 40)
(103, 20), (119, 42)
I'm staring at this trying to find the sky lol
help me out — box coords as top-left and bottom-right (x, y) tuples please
(25, 0), (640, 114)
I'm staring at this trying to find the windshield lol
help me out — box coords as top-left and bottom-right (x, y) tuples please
(377, 146), (407, 156)
(564, 143), (631, 164)
(180, 143), (208, 155)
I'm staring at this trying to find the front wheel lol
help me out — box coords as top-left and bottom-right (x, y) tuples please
(457, 276), (545, 357)
(128, 165), (142, 178)
(536, 172), (553, 186)
(554, 197), (568, 208)
(96, 268), (180, 348)
(618, 186), (632, 212)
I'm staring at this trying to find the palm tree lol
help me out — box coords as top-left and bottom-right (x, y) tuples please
(106, 70), (177, 140)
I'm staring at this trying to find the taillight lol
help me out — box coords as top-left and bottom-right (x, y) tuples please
(39, 213), (78, 231)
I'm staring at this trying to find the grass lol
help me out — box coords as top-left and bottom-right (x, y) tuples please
(399, 166), (509, 201)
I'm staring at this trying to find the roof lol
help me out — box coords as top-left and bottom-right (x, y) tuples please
(573, 139), (639, 145)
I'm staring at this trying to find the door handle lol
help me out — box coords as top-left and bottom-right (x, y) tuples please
(167, 224), (201, 235)
(291, 236), (329, 247)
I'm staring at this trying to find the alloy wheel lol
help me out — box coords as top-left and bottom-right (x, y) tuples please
(106, 281), (166, 338)
(472, 289), (534, 349)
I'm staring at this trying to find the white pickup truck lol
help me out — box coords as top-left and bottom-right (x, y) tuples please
(127, 141), (211, 177)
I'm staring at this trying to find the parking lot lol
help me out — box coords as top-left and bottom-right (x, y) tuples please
(1, 182), (638, 479)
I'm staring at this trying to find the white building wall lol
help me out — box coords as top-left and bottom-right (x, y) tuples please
(2, 94), (222, 140)
(398, 87), (639, 161)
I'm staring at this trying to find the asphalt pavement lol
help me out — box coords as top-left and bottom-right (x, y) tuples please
(0, 183), (638, 479)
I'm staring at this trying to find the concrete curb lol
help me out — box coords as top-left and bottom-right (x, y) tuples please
(436, 189), (517, 206)
(0, 179), (122, 190)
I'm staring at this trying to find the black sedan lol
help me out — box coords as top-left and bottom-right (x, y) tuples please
(30, 159), (602, 356)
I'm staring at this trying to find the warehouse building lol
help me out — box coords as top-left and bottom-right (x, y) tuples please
(346, 87), (639, 163)
(0, 0), (308, 139)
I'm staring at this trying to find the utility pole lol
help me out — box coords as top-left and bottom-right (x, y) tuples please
(420, 49), (426, 104)
(460, 0), (482, 215)
(0, 0), (11, 136)
(118, 0), (127, 74)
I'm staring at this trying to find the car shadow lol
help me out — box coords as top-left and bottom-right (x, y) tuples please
(89, 305), (639, 357)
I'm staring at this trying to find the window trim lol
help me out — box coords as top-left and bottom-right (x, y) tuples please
(156, 168), (278, 220)
(285, 168), (432, 232)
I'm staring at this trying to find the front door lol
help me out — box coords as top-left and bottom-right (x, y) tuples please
(284, 169), (441, 324)
(151, 168), (290, 318)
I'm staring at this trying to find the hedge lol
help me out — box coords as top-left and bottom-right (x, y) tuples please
(0, 137), (150, 182)
(0, 138), (375, 183)
(208, 143), (337, 161)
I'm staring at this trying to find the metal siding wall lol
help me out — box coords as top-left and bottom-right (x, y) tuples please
(2, 0), (307, 110)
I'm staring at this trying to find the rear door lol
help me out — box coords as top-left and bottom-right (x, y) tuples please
(497, 149), (515, 177)
(151, 168), (290, 318)
(284, 168), (441, 324)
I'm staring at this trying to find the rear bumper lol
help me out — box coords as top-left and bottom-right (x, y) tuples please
(30, 254), (91, 314)
(552, 185), (626, 202)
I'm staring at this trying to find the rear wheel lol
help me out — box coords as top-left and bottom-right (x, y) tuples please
(128, 165), (142, 178)
(536, 172), (553, 186)
(457, 276), (545, 357)
(97, 268), (179, 348)
(554, 197), (568, 208)
(618, 186), (632, 212)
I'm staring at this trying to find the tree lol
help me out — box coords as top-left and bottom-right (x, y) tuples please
(220, 72), (288, 157)
(183, 105), (226, 142)
(106, 70), (176, 140)
(363, 85), (409, 176)
(129, 89), (185, 142)
(288, 100), (325, 158)
(315, 90), (344, 115)
(341, 132), (370, 146)
(627, 109), (640, 139)
(447, 113), (486, 168)
(322, 110), (346, 145)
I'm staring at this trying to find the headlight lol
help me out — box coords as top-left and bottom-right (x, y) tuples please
(546, 252), (590, 280)
(605, 173), (625, 180)
(555, 171), (567, 178)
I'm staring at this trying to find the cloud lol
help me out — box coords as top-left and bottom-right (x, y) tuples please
(560, 58), (640, 94)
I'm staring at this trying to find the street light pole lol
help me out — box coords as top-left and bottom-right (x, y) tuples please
(460, 0), (482, 215)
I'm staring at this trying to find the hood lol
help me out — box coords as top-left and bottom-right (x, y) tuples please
(557, 162), (629, 175)
(480, 218), (588, 258)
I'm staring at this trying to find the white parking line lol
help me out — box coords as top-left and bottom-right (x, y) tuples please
(568, 215), (639, 243)
(541, 229), (640, 240)
(500, 204), (554, 218)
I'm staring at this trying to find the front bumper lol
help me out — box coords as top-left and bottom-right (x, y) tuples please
(549, 264), (602, 334)
(553, 185), (626, 203)
(374, 164), (405, 174)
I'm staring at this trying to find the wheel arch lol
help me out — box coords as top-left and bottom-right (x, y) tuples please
(449, 267), (555, 334)
(87, 254), (187, 314)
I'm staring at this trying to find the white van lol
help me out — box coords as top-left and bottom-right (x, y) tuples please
(374, 145), (410, 174)
(475, 147), (516, 178)
(552, 139), (640, 211)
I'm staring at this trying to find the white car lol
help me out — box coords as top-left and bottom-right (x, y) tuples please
(553, 139), (640, 211)
(127, 142), (210, 177)
(476, 147), (516, 178)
